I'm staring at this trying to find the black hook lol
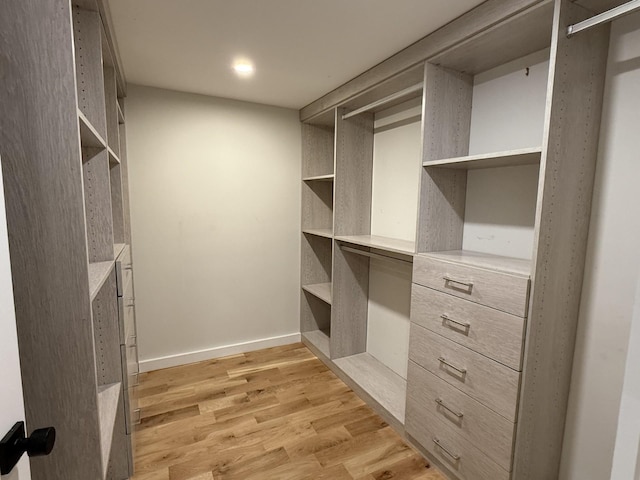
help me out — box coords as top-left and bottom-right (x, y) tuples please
(0, 422), (56, 474)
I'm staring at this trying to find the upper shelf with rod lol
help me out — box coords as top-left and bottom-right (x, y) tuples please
(567, 0), (640, 36)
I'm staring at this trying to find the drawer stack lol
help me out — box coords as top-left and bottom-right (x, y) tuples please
(115, 245), (140, 474)
(406, 253), (530, 480)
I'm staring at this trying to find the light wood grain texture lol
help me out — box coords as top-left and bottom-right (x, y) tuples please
(302, 282), (332, 305)
(94, 270), (122, 387)
(334, 110), (374, 236)
(421, 250), (532, 276)
(301, 329), (331, 358)
(110, 162), (126, 244)
(89, 260), (115, 301)
(302, 122), (335, 178)
(406, 361), (516, 469)
(409, 324), (520, 421)
(331, 241), (369, 359)
(114, 242), (126, 259)
(413, 254), (531, 317)
(98, 381), (121, 477)
(301, 234), (332, 333)
(300, 0), (545, 122)
(333, 352), (406, 423)
(335, 235), (416, 256)
(301, 228), (333, 239)
(301, 180), (333, 231)
(107, 387), (132, 479)
(79, 109), (107, 148)
(104, 65), (120, 157)
(119, 122), (133, 245)
(0, 1), (105, 476)
(303, 174), (334, 182)
(406, 408), (509, 480)
(132, 343), (445, 480)
(108, 146), (121, 166)
(512, 0), (610, 478)
(117, 275), (134, 344)
(411, 284), (525, 370)
(574, 0), (629, 13)
(416, 64), (472, 253)
(83, 148), (116, 262)
(73, 6), (107, 138)
(430, 1), (554, 75)
(116, 244), (132, 297)
(424, 147), (543, 169)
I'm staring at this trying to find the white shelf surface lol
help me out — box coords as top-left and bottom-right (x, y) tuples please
(334, 352), (406, 423)
(303, 173), (334, 182)
(302, 329), (330, 358)
(335, 235), (415, 256)
(302, 228), (333, 239)
(302, 282), (332, 305)
(89, 261), (114, 301)
(78, 109), (106, 149)
(421, 250), (532, 277)
(97, 382), (121, 477)
(424, 146), (542, 169)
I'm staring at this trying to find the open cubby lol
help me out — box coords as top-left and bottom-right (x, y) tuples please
(301, 180), (333, 232)
(110, 164), (126, 245)
(83, 148), (115, 263)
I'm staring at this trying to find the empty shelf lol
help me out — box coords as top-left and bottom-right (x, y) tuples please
(302, 228), (333, 239)
(424, 147), (542, 169)
(78, 109), (106, 149)
(97, 382), (121, 477)
(303, 174), (334, 181)
(334, 352), (406, 423)
(335, 235), (415, 256)
(421, 250), (532, 277)
(107, 147), (121, 166)
(302, 282), (332, 305)
(89, 261), (114, 301)
(302, 329), (330, 358)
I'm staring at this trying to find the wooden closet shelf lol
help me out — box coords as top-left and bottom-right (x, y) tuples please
(117, 102), (125, 125)
(334, 352), (406, 423)
(302, 282), (332, 305)
(302, 228), (333, 239)
(89, 261), (114, 301)
(424, 147), (542, 170)
(107, 147), (121, 166)
(303, 174), (334, 182)
(113, 243), (126, 259)
(78, 109), (107, 149)
(420, 250), (532, 277)
(302, 329), (330, 358)
(335, 235), (415, 256)
(97, 382), (121, 477)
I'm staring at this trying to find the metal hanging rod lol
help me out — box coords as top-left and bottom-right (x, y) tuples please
(567, 0), (640, 37)
(341, 83), (423, 120)
(340, 245), (413, 264)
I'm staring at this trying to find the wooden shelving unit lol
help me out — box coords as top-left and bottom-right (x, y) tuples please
(302, 228), (333, 239)
(334, 235), (415, 256)
(301, 282), (332, 305)
(424, 147), (542, 170)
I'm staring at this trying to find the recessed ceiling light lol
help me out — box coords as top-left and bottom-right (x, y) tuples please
(233, 60), (254, 77)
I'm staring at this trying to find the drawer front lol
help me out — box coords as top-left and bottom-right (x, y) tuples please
(411, 284), (525, 370)
(116, 245), (132, 297)
(117, 278), (135, 345)
(406, 361), (515, 469)
(124, 385), (139, 435)
(120, 342), (139, 390)
(406, 402), (509, 480)
(409, 324), (520, 421)
(413, 255), (530, 316)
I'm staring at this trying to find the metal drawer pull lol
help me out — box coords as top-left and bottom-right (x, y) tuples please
(124, 264), (133, 271)
(441, 314), (470, 330)
(438, 356), (467, 375)
(435, 398), (464, 418)
(132, 409), (141, 426)
(443, 276), (473, 293)
(131, 373), (140, 387)
(433, 437), (460, 461)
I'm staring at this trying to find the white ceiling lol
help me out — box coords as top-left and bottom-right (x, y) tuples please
(107, 0), (486, 109)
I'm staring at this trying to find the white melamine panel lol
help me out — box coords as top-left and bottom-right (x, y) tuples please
(560, 13), (640, 480)
(462, 164), (539, 259)
(468, 49), (549, 155)
(366, 258), (412, 380)
(126, 85), (301, 363)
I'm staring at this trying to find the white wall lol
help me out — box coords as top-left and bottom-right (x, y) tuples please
(125, 85), (301, 369)
(560, 12), (640, 480)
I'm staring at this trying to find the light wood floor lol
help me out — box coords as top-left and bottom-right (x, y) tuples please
(131, 343), (447, 480)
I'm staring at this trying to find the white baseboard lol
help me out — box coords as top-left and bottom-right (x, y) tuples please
(139, 332), (302, 373)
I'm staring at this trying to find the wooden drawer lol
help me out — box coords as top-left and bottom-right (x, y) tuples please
(406, 401), (509, 480)
(120, 339), (139, 390)
(124, 385), (140, 435)
(411, 284), (525, 370)
(409, 324), (520, 421)
(406, 361), (515, 469)
(115, 245), (132, 297)
(413, 255), (530, 316)
(117, 277), (135, 345)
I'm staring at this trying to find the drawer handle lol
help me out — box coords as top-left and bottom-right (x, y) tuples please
(126, 300), (135, 308)
(441, 314), (470, 330)
(435, 398), (464, 418)
(433, 437), (460, 461)
(124, 264), (133, 271)
(438, 356), (467, 375)
(443, 276), (473, 293)
(131, 372), (140, 387)
(128, 335), (137, 346)
(132, 409), (141, 426)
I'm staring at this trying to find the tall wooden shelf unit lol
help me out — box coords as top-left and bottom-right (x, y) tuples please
(299, 0), (611, 479)
(0, 0), (138, 478)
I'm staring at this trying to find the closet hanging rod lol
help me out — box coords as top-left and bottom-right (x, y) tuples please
(341, 83), (423, 120)
(567, 0), (640, 37)
(340, 245), (413, 264)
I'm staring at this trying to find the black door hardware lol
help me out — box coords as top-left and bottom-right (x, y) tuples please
(0, 422), (55, 474)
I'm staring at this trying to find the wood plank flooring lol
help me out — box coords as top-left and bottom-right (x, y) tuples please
(132, 343), (447, 480)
